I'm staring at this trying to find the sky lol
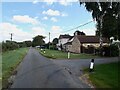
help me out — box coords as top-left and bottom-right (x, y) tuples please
(0, 0), (96, 43)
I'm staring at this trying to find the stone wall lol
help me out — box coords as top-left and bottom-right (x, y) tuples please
(72, 37), (81, 53)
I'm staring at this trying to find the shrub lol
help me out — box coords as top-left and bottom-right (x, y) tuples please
(110, 44), (119, 56)
(2, 41), (19, 52)
(102, 45), (119, 57)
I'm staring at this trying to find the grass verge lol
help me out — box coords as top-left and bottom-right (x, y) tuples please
(39, 49), (100, 59)
(2, 48), (28, 88)
(84, 62), (120, 88)
(0, 52), (2, 89)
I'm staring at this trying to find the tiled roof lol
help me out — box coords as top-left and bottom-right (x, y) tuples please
(59, 34), (72, 39)
(64, 42), (72, 45)
(76, 35), (109, 43)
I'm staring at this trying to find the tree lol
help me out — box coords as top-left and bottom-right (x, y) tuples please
(52, 38), (58, 50)
(32, 35), (45, 47)
(52, 38), (58, 45)
(80, 2), (120, 40)
(74, 31), (86, 36)
(17, 42), (26, 48)
(24, 41), (32, 47)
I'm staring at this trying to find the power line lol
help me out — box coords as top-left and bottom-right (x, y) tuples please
(48, 20), (94, 35)
(45, 20), (94, 43)
(62, 20), (94, 33)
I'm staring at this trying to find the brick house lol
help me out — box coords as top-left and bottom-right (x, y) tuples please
(64, 35), (109, 54)
(57, 31), (109, 53)
(57, 34), (73, 50)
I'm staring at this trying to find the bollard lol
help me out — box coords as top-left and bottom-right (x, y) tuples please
(68, 51), (70, 59)
(43, 50), (45, 54)
(89, 59), (94, 72)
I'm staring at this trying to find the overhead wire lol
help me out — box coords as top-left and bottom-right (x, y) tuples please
(49, 20), (94, 34)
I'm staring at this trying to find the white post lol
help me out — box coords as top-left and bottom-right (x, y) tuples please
(112, 39), (120, 59)
(90, 59), (94, 72)
(68, 51), (70, 59)
(44, 50), (45, 54)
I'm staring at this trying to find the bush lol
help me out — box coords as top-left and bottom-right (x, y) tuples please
(110, 44), (119, 56)
(102, 45), (119, 57)
(2, 41), (19, 52)
(17, 42), (26, 48)
(0, 42), (2, 52)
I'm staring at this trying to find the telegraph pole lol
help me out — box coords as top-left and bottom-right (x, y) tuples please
(49, 32), (50, 49)
(10, 33), (13, 41)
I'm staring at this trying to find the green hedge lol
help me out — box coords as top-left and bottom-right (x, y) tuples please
(102, 45), (119, 57)
(2, 41), (19, 52)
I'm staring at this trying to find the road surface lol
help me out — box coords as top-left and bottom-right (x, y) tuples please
(11, 48), (90, 88)
(52, 57), (119, 77)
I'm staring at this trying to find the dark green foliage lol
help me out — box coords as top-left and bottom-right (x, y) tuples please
(80, 2), (120, 40)
(1, 40), (31, 52)
(52, 38), (58, 45)
(17, 42), (26, 48)
(24, 41), (32, 47)
(52, 44), (58, 50)
(52, 38), (58, 50)
(44, 43), (49, 49)
(2, 41), (19, 52)
(109, 44), (119, 56)
(102, 9), (118, 39)
(32, 35), (45, 47)
(102, 45), (119, 57)
(0, 42), (2, 52)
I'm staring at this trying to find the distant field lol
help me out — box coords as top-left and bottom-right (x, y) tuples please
(39, 49), (100, 59)
(85, 62), (120, 88)
(2, 48), (28, 88)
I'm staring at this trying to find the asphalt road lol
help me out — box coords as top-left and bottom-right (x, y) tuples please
(11, 48), (90, 88)
(52, 57), (119, 77)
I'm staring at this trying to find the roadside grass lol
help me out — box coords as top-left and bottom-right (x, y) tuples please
(84, 62), (120, 88)
(2, 48), (28, 88)
(0, 52), (2, 89)
(39, 49), (100, 59)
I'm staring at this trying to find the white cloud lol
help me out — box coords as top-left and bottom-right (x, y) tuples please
(0, 22), (96, 43)
(42, 9), (68, 17)
(61, 13), (68, 17)
(59, 0), (72, 6)
(42, 9), (60, 16)
(0, 22), (32, 42)
(43, 0), (55, 5)
(31, 27), (48, 42)
(80, 28), (96, 35)
(31, 27), (47, 36)
(34, 16), (39, 19)
(42, 0), (77, 6)
(33, 0), (39, 4)
(51, 26), (62, 31)
(43, 16), (48, 20)
(50, 25), (63, 42)
(13, 15), (39, 25)
(0, 22), (49, 42)
(51, 17), (58, 22)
